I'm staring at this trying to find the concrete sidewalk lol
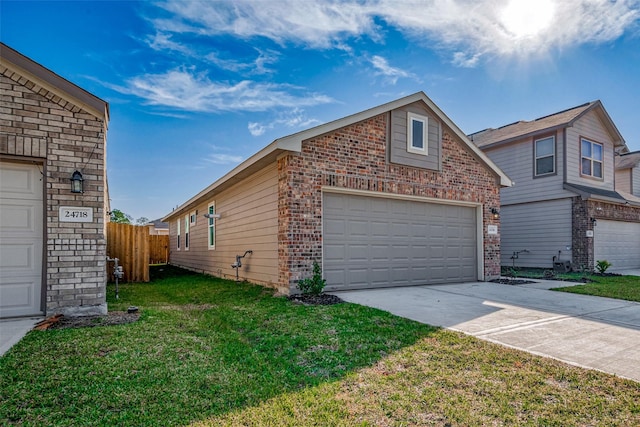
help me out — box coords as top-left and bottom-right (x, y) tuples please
(0, 317), (42, 357)
(334, 281), (640, 382)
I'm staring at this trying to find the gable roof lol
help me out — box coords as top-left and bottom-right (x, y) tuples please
(0, 42), (109, 122)
(163, 91), (512, 221)
(469, 100), (625, 150)
(616, 151), (640, 170)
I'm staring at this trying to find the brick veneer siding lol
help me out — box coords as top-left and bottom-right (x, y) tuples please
(573, 197), (640, 271)
(0, 69), (108, 316)
(277, 112), (501, 293)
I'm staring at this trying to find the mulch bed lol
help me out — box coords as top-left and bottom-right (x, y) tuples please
(288, 293), (343, 306)
(490, 278), (537, 285)
(39, 311), (141, 330)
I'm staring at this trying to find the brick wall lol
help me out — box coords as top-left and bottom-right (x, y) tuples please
(277, 112), (501, 292)
(0, 68), (107, 316)
(573, 197), (640, 271)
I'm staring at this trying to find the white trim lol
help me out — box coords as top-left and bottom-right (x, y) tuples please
(534, 135), (555, 176)
(176, 218), (181, 250)
(163, 91), (513, 222)
(184, 214), (190, 251)
(207, 201), (216, 250)
(321, 186), (482, 208)
(407, 112), (428, 155)
(321, 187), (484, 281)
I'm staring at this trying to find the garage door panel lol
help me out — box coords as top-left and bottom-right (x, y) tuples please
(594, 220), (640, 270)
(323, 193), (477, 290)
(0, 242), (37, 271)
(1, 162), (43, 317)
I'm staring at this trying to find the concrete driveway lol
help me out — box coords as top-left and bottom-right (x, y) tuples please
(333, 280), (640, 382)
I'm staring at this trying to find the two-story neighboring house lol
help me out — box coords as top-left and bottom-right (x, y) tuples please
(470, 101), (640, 272)
(615, 151), (640, 198)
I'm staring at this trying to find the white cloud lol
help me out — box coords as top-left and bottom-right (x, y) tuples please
(205, 49), (280, 74)
(248, 108), (321, 136)
(154, 0), (379, 48)
(153, 0), (640, 66)
(205, 153), (244, 165)
(370, 55), (415, 84)
(145, 31), (192, 55)
(112, 68), (333, 112)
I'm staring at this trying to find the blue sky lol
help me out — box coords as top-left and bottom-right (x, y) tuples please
(2, 0), (639, 221)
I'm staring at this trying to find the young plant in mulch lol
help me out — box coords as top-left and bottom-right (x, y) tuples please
(595, 260), (612, 274)
(289, 261), (342, 305)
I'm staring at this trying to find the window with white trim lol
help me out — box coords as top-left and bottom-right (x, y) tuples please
(581, 138), (603, 179)
(190, 210), (197, 226)
(407, 112), (428, 155)
(534, 136), (555, 176)
(207, 202), (216, 250)
(176, 218), (181, 250)
(184, 215), (190, 250)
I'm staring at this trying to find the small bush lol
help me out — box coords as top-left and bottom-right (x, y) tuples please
(595, 260), (612, 274)
(297, 261), (326, 295)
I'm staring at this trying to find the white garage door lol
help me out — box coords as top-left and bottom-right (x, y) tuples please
(594, 220), (640, 270)
(323, 192), (478, 291)
(0, 162), (44, 318)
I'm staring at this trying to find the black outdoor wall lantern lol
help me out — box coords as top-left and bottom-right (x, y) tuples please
(491, 207), (500, 220)
(70, 170), (84, 193)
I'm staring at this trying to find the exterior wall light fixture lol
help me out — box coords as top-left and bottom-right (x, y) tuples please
(203, 213), (221, 219)
(70, 170), (84, 193)
(491, 207), (500, 220)
(590, 217), (597, 226)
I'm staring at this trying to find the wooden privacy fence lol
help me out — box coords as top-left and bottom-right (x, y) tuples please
(148, 234), (170, 265)
(106, 223), (169, 283)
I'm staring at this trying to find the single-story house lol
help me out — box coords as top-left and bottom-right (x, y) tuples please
(0, 42), (110, 318)
(163, 92), (512, 294)
(469, 101), (640, 271)
(147, 219), (169, 236)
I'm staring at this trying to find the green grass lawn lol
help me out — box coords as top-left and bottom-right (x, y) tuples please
(504, 267), (640, 302)
(2, 266), (639, 426)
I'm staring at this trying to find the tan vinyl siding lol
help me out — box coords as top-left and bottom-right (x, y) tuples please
(633, 168), (640, 197)
(389, 102), (441, 170)
(566, 110), (615, 190)
(482, 130), (572, 205)
(500, 199), (573, 268)
(168, 163), (278, 286)
(616, 169), (631, 193)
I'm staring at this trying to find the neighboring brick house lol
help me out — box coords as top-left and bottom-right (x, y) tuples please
(470, 101), (640, 272)
(615, 151), (640, 198)
(163, 92), (512, 294)
(0, 43), (110, 317)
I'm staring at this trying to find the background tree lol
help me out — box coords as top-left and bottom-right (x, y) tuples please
(110, 209), (133, 224)
(136, 217), (150, 225)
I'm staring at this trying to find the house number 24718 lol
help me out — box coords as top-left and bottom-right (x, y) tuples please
(59, 206), (93, 223)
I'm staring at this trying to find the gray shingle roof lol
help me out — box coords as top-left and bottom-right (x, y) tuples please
(469, 102), (596, 148)
(616, 151), (640, 170)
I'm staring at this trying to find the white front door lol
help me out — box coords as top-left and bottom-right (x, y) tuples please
(0, 161), (44, 317)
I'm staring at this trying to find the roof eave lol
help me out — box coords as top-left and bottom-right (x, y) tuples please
(164, 91), (514, 220)
(0, 42), (109, 122)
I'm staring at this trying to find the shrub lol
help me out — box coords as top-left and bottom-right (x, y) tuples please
(595, 260), (612, 274)
(297, 261), (326, 295)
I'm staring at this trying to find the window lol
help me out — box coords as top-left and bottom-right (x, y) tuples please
(208, 202), (216, 250)
(581, 138), (603, 179)
(534, 136), (555, 176)
(176, 218), (181, 250)
(407, 112), (428, 155)
(190, 211), (197, 226)
(184, 215), (190, 250)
